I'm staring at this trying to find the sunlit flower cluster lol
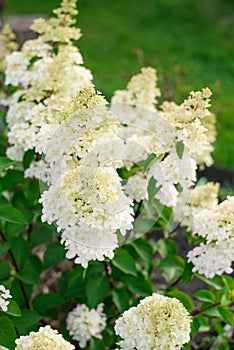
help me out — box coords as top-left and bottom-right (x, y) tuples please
(5, 0), (92, 163)
(0, 285), (12, 312)
(161, 87), (216, 168)
(111, 68), (201, 207)
(115, 293), (191, 350)
(66, 303), (106, 348)
(38, 85), (134, 267)
(15, 325), (74, 349)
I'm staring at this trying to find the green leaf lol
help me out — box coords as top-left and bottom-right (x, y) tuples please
(166, 288), (194, 312)
(1, 170), (24, 190)
(85, 262), (109, 308)
(147, 176), (159, 202)
(90, 337), (105, 350)
(157, 255), (184, 269)
(157, 255), (184, 284)
(112, 288), (129, 313)
(156, 239), (177, 258)
(191, 317), (200, 337)
(182, 260), (194, 284)
(23, 149), (35, 169)
(0, 260), (11, 280)
(0, 204), (28, 225)
(12, 190), (33, 222)
(3, 222), (27, 239)
(59, 266), (85, 299)
(176, 140), (185, 159)
(142, 153), (157, 172)
(194, 290), (216, 303)
(0, 241), (10, 257)
(17, 255), (42, 286)
(11, 236), (29, 269)
(196, 315), (210, 332)
(0, 157), (16, 173)
(0, 316), (17, 350)
(29, 225), (54, 248)
(43, 241), (66, 269)
(133, 217), (156, 234)
(121, 271), (154, 296)
(197, 274), (224, 290)
(6, 300), (21, 317)
(33, 293), (64, 314)
(12, 309), (42, 335)
(0, 195), (8, 206)
(112, 248), (138, 276)
(217, 305), (234, 326)
(130, 237), (153, 270)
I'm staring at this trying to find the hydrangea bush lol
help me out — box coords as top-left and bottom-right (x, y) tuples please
(0, 0), (233, 349)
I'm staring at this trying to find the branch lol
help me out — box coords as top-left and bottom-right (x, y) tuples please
(191, 301), (220, 317)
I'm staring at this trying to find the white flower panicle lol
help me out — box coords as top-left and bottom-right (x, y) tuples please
(0, 285), (12, 312)
(187, 240), (234, 279)
(187, 195), (234, 278)
(66, 303), (106, 348)
(5, 0), (92, 164)
(115, 293), (191, 350)
(112, 67), (160, 111)
(38, 85), (125, 184)
(15, 325), (75, 350)
(111, 68), (199, 208)
(161, 87), (215, 168)
(0, 23), (18, 72)
(174, 182), (220, 231)
(40, 165), (134, 267)
(0, 24), (18, 107)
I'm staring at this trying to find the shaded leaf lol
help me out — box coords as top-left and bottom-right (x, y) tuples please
(0, 157), (16, 173)
(43, 241), (66, 269)
(217, 305), (234, 326)
(0, 204), (28, 225)
(112, 288), (129, 313)
(0, 316), (17, 350)
(112, 248), (138, 276)
(194, 290), (216, 303)
(85, 262), (109, 308)
(6, 300), (21, 317)
(33, 293), (64, 314)
(12, 309), (42, 335)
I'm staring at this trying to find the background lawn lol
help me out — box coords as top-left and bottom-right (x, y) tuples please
(3, 0), (234, 169)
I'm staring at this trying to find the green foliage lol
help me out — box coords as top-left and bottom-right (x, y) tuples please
(0, 2), (233, 349)
(0, 317), (17, 350)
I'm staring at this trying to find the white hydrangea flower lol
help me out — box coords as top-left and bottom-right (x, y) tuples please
(148, 150), (196, 208)
(193, 195), (234, 243)
(66, 303), (106, 348)
(112, 68), (198, 209)
(161, 88), (215, 168)
(125, 172), (148, 202)
(187, 195), (234, 278)
(187, 239), (234, 278)
(173, 182), (220, 230)
(115, 293), (191, 350)
(5, 0), (92, 165)
(15, 325), (75, 349)
(40, 165), (134, 267)
(0, 285), (12, 312)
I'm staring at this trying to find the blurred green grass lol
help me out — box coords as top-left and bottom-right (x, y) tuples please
(4, 0), (234, 169)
